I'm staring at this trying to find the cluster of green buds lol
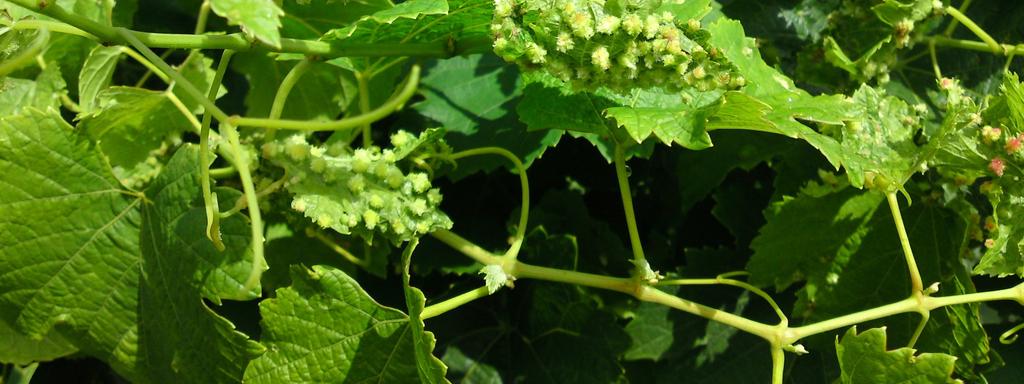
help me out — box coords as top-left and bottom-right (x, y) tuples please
(491, 0), (744, 92)
(263, 131), (452, 245)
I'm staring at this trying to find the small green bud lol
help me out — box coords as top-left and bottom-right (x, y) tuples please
(622, 14), (643, 36)
(410, 198), (428, 216)
(409, 173), (431, 193)
(592, 46), (611, 70)
(555, 32), (575, 53)
(363, 210), (379, 229)
(352, 149), (371, 173)
(643, 15), (660, 39)
(596, 15), (621, 34)
(347, 174), (366, 193)
(368, 193), (385, 209)
(525, 42), (548, 64)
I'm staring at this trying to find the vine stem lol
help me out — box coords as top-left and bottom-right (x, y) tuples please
(265, 58), (314, 140)
(221, 122), (267, 293)
(4, 0), (491, 58)
(431, 227), (1024, 350)
(943, 5), (1002, 54)
(421, 286), (492, 319)
(886, 192), (924, 293)
(227, 65), (420, 131)
(613, 145), (648, 278)
(445, 147), (530, 259)
(200, 51), (234, 250)
(357, 71), (373, 147)
(942, 0), (973, 36)
(659, 277), (788, 324)
(929, 36), (1024, 57)
(310, 231), (369, 268)
(771, 344), (785, 384)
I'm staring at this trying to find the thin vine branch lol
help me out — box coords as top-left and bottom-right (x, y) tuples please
(445, 147), (531, 260)
(613, 145), (649, 279)
(5, 0), (491, 59)
(200, 50), (234, 251)
(886, 192), (925, 293)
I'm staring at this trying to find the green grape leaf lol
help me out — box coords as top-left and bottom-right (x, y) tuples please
(265, 133), (452, 245)
(836, 327), (957, 384)
(518, 81), (617, 136)
(624, 286), (679, 361)
(836, 85), (924, 190)
(779, 0), (838, 41)
(604, 92), (716, 150)
(973, 188), (1024, 277)
(231, 52), (357, 120)
(707, 18), (854, 169)
(0, 318), (76, 365)
(440, 346), (502, 383)
(0, 109), (144, 377)
(321, 0), (448, 41)
(280, 0), (392, 39)
(244, 265), (426, 383)
(871, 0), (936, 26)
(0, 110), (263, 381)
(77, 45), (122, 114)
(0, 62), (65, 116)
(137, 144), (264, 382)
(747, 186), (886, 291)
(209, 0), (284, 49)
(400, 240), (450, 384)
(78, 86), (193, 172)
(416, 54), (563, 177)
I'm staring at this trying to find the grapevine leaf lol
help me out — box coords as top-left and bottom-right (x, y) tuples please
(707, 18), (854, 169)
(797, 199), (963, 320)
(604, 94), (715, 150)
(0, 62), (65, 116)
(835, 85), (924, 189)
(77, 46), (122, 114)
(280, 0), (392, 39)
(779, 0), (839, 41)
(137, 145), (264, 382)
(518, 81), (617, 136)
(0, 109), (144, 377)
(0, 318), (76, 365)
(416, 54), (562, 177)
(400, 240), (450, 384)
(871, 0), (936, 26)
(973, 194), (1024, 277)
(209, 0), (284, 49)
(440, 346), (502, 383)
(624, 286), (679, 361)
(78, 86), (194, 172)
(231, 52), (357, 120)
(321, 0), (448, 41)
(747, 186), (885, 291)
(244, 265), (426, 383)
(836, 327), (957, 384)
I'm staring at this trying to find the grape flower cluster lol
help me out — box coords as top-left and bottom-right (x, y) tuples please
(491, 0), (744, 92)
(262, 131), (452, 245)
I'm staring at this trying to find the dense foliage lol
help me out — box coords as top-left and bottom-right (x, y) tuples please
(2, 0), (1024, 382)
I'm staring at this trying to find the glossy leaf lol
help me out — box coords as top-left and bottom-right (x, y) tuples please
(209, 0), (284, 48)
(836, 327), (956, 384)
